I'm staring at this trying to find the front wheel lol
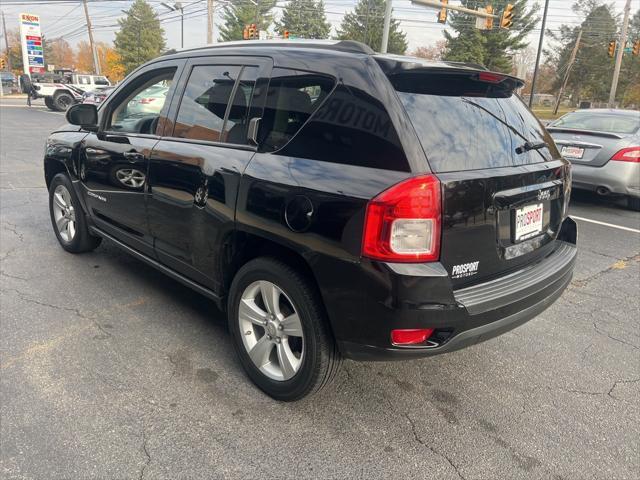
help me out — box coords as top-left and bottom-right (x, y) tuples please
(49, 173), (101, 253)
(228, 257), (341, 401)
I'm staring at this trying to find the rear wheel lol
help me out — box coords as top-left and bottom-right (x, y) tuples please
(49, 173), (101, 253)
(53, 92), (74, 111)
(228, 257), (341, 401)
(628, 196), (640, 211)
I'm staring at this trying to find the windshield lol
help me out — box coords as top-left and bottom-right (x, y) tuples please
(551, 111), (640, 134)
(395, 74), (555, 173)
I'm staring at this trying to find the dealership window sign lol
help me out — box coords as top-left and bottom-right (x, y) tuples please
(19, 13), (45, 77)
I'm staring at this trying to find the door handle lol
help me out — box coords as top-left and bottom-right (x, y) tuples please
(123, 151), (145, 161)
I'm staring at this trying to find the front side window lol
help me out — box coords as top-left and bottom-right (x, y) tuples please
(78, 75), (91, 85)
(108, 68), (176, 135)
(173, 65), (259, 144)
(258, 68), (335, 152)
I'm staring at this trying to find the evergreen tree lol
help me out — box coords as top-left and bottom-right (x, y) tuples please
(336, 0), (407, 54)
(114, 0), (166, 75)
(547, 2), (618, 103)
(218, 0), (277, 42)
(277, 0), (331, 39)
(444, 0), (538, 72)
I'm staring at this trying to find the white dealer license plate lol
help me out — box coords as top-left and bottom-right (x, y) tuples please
(514, 203), (544, 242)
(561, 146), (585, 159)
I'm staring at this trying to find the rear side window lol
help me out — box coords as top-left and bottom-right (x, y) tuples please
(393, 72), (554, 173)
(258, 68), (334, 152)
(551, 111), (640, 134)
(275, 83), (410, 172)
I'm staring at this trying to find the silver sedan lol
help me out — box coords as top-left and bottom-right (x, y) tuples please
(547, 109), (640, 210)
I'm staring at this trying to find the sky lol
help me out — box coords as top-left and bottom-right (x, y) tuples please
(0, 0), (638, 60)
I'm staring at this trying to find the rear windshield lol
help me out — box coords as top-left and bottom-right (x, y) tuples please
(551, 111), (640, 134)
(392, 72), (554, 173)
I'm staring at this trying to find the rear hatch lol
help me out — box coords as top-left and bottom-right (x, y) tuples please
(546, 111), (640, 167)
(383, 64), (570, 288)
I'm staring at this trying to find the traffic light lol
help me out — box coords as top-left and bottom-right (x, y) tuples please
(0, 58), (5, 70)
(283, 30), (290, 39)
(485, 5), (494, 30)
(437, 0), (448, 24)
(243, 25), (249, 40)
(608, 40), (616, 57)
(500, 4), (514, 29)
(249, 23), (258, 39)
(633, 39), (640, 56)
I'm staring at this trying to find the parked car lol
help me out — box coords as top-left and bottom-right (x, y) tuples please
(0, 71), (17, 91)
(548, 109), (640, 210)
(82, 86), (115, 105)
(44, 40), (577, 400)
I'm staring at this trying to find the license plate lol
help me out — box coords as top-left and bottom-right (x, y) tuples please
(561, 146), (585, 159)
(514, 203), (544, 242)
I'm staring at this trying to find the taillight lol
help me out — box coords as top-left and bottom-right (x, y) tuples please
(477, 72), (505, 84)
(611, 146), (640, 163)
(138, 98), (156, 104)
(362, 175), (441, 263)
(391, 328), (434, 345)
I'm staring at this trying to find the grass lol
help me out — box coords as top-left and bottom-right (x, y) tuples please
(531, 107), (573, 120)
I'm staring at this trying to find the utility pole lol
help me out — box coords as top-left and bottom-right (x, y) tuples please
(1, 10), (12, 71)
(553, 29), (581, 116)
(381, 0), (393, 53)
(82, 0), (101, 74)
(608, 0), (631, 107)
(207, 0), (214, 44)
(528, 0), (549, 108)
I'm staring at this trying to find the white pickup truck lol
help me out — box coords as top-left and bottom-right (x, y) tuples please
(31, 73), (111, 111)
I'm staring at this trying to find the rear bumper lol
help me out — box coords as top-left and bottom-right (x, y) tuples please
(571, 161), (640, 197)
(329, 219), (577, 361)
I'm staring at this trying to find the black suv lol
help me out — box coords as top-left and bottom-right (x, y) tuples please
(44, 40), (577, 400)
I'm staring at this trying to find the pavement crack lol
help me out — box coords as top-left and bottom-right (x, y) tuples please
(0, 269), (28, 281)
(1, 287), (111, 338)
(607, 378), (640, 400)
(403, 412), (466, 480)
(1, 221), (25, 242)
(592, 322), (639, 351)
(571, 253), (640, 288)
(139, 421), (151, 480)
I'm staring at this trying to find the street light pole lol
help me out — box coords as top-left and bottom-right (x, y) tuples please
(162, 2), (184, 49)
(381, 0), (393, 53)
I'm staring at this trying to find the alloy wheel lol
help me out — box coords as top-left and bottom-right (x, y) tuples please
(52, 184), (77, 242)
(238, 280), (305, 381)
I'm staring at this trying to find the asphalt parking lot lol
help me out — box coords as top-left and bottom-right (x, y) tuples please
(1, 97), (639, 480)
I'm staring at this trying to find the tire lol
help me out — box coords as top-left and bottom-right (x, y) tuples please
(44, 97), (55, 110)
(53, 92), (74, 112)
(49, 173), (101, 253)
(228, 257), (341, 401)
(628, 196), (640, 211)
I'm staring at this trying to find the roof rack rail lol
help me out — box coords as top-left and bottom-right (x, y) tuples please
(161, 39), (375, 56)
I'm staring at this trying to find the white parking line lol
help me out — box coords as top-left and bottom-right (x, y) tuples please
(571, 215), (640, 234)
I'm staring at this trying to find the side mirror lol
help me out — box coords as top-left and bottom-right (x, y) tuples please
(247, 117), (261, 146)
(66, 103), (99, 131)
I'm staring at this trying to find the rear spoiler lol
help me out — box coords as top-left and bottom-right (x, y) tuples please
(374, 56), (525, 91)
(546, 127), (625, 140)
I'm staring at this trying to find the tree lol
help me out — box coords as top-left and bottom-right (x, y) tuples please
(104, 49), (126, 82)
(412, 40), (447, 61)
(75, 41), (94, 73)
(1, 28), (23, 73)
(277, 0), (331, 39)
(619, 9), (640, 107)
(336, 0), (407, 54)
(443, 0), (539, 72)
(114, 0), (165, 75)
(218, 0), (276, 42)
(44, 37), (75, 70)
(547, 2), (618, 104)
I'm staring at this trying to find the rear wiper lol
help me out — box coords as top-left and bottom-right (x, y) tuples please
(515, 141), (549, 155)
